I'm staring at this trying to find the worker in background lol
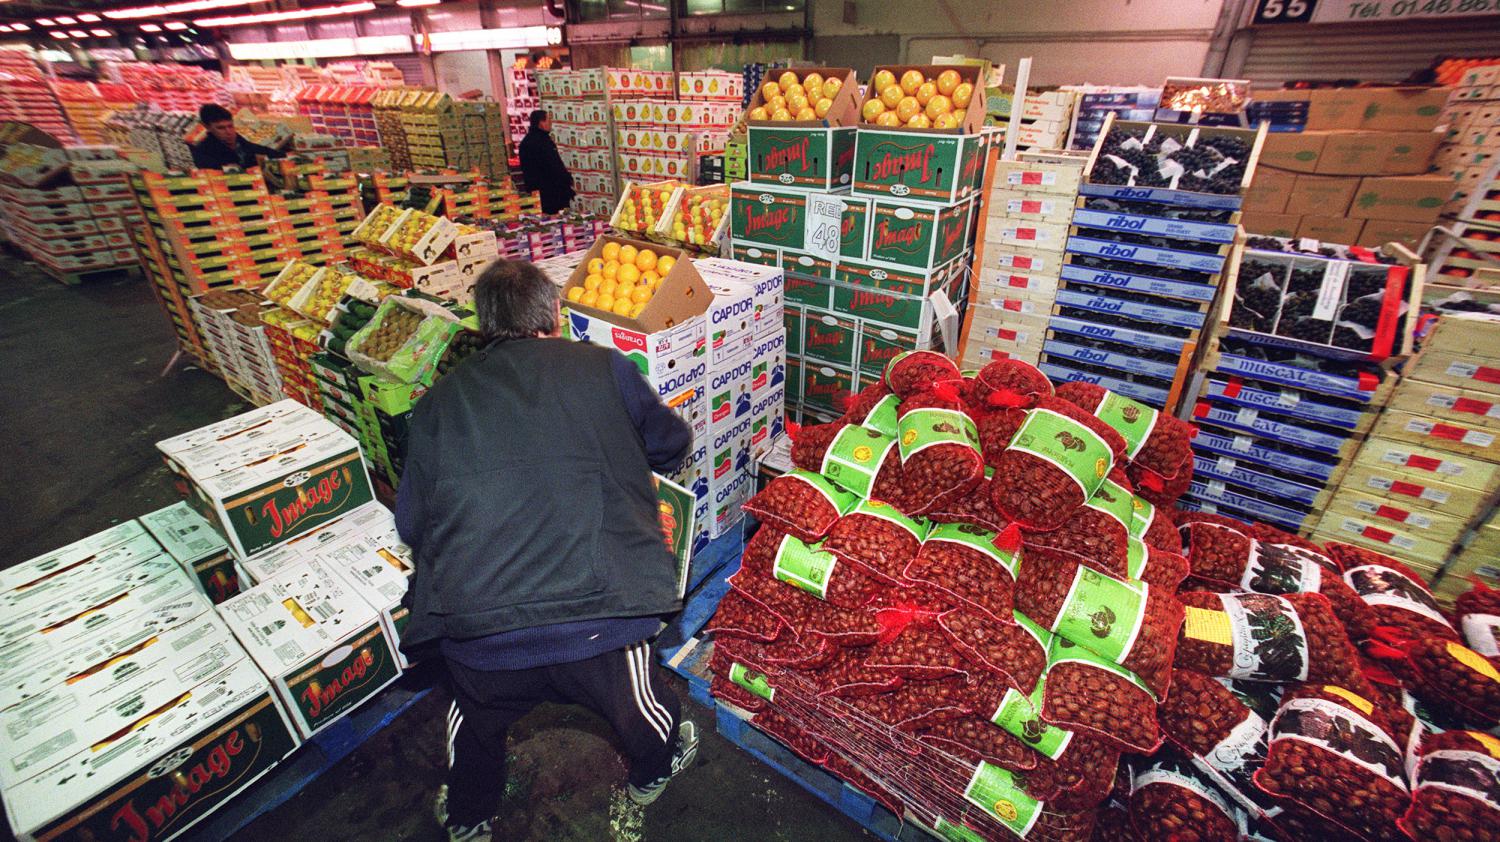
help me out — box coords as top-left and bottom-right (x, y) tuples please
(190, 103), (285, 171)
(518, 109), (575, 213)
(395, 259), (698, 842)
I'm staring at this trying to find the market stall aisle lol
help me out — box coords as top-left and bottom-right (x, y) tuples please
(0, 260), (872, 842)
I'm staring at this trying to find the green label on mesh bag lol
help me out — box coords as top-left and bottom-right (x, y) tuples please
(862, 393), (902, 438)
(1094, 390), (1158, 461)
(787, 469), (858, 515)
(1125, 538), (1150, 580)
(772, 534), (838, 599)
(963, 761), (1043, 838)
(849, 498), (929, 542)
(1083, 477), (1134, 530)
(990, 682), (1073, 760)
(820, 425), (897, 498)
(1047, 636), (1154, 699)
(1052, 565), (1147, 664)
(934, 818), (985, 842)
(1130, 494), (1156, 540)
(1007, 409), (1112, 498)
(728, 662), (776, 701)
(899, 407), (980, 461)
(927, 522), (1019, 578)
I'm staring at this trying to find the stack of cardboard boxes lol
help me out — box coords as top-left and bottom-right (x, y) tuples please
(538, 69), (678, 216)
(961, 152), (1085, 368)
(1437, 65), (1500, 218)
(729, 66), (993, 423)
(1315, 313), (1500, 586)
(1243, 86), (1451, 250)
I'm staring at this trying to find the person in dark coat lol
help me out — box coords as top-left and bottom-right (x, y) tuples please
(190, 103), (284, 171)
(395, 259), (698, 842)
(517, 109), (575, 213)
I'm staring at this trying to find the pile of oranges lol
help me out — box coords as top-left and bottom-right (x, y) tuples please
(748, 70), (844, 122)
(860, 68), (974, 129)
(565, 241), (678, 319)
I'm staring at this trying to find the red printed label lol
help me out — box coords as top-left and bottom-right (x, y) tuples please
(1430, 423), (1468, 442)
(1406, 454), (1441, 471)
(1375, 504), (1410, 523)
(1389, 480), (1425, 498)
(1362, 525), (1396, 544)
(1454, 397), (1495, 416)
(1013, 256), (1034, 269)
(1008, 275), (1028, 288)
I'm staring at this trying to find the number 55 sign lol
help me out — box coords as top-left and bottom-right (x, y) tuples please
(1253, 0), (1500, 24)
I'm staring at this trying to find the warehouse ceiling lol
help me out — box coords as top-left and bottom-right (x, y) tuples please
(0, 0), (409, 26)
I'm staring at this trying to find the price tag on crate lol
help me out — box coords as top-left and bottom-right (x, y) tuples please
(804, 194), (843, 262)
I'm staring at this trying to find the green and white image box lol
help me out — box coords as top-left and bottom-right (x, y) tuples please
(1006, 408), (1114, 500)
(772, 534), (840, 599)
(1093, 390), (1159, 461)
(962, 761), (1044, 838)
(819, 424), (898, 498)
(728, 662), (776, 702)
(1052, 565), (1148, 666)
(898, 406), (980, 462)
(926, 522), (1020, 581)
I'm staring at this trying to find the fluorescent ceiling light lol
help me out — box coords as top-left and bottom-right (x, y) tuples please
(68, 29), (87, 37)
(54, 15), (76, 24)
(0, 24), (11, 32)
(48, 30), (67, 38)
(105, 0), (271, 21)
(11, 23), (29, 30)
(39, 49), (71, 61)
(163, 20), (189, 29)
(90, 28), (110, 36)
(195, 1), (373, 27)
(427, 25), (561, 52)
(139, 23), (161, 31)
(227, 33), (411, 59)
(36, 18), (55, 25)
(396, 0), (439, 6)
(78, 13), (101, 22)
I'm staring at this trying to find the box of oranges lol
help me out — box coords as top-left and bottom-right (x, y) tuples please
(745, 67), (860, 127)
(561, 234), (711, 333)
(856, 65), (985, 134)
(746, 67), (862, 191)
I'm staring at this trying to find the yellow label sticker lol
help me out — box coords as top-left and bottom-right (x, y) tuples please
(1448, 641), (1500, 684)
(1322, 685), (1374, 715)
(1470, 731), (1500, 759)
(1183, 606), (1232, 645)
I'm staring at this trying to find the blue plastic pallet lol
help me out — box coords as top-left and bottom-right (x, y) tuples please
(713, 701), (937, 842)
(661, 634), (716, 708)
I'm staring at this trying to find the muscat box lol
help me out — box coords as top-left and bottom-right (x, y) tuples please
(138, 502), (241, 604)
(0, 612), (248, 791)
(156, 401), (375, 559)
(216, 560), (402, 738)
(1, 655), (297, 842)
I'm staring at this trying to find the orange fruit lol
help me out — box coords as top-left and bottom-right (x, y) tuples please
(618, 263), (641, 285)
(915, 81), (937, 107)
(566, 286), (584, 302)
(936, 69), (961, 96)
(612, 298), (634, 317)
(580, 290), (599, 307)
(601, 242), (620, 261)
(907, 113), (931, 128)
(933, 113), (958, 130)
(602, 261), (619, 280)
(899, 70), (924, 95)
(769, 95), (787, 112)
(875, 111), (901, 127)
(749, 106), (769, 121)
(760, 81), (780, 99)
(795, 107), (816, 120)
(629, 302), (646, 318)
(815, 98), (833, 118)
(787, 93), (809, 113)
(801, 72), (824, 92)
(597, 293), (615, 311)
(584, 273), (603, 291)
(872, 69), (896, 91)
(784, 83), (805, 101)
(896, 96), (922, 123)
(600, 279), (618, 297)
(861, 99), (886, 121)
(772, 107), (792, 121)
(618, 244), (638, 265)
(925, 94), (952, 120)
(635, 249), (657, 272)
(952, 82), (974, 108)
(822, 77), (842, 99)
(656, 255), (676, 275)
(879, 84), (904, 109)
(777, 70), (798, 89)
(631, 286), (653, 304)
(587, 257), (604, 274)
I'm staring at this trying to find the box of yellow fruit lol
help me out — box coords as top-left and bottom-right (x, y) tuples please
(561, 235), (711, 333)
(289, 264), (375, 325)
(262, 259), (324, 311)
(352, 203), (403, 251)
(611, 179), (682, 239)
(378, 208), (458, 266)
(745, 67), (860, 128)
(657, 184), (729, 253)
(855, 65), (985, 135)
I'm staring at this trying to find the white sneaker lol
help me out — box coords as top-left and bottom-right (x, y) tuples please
(626, 720), (700, 806)
(434, 783), (495, 842)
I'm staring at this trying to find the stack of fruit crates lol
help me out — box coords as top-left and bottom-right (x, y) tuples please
(187, 287), (285, 405)
(961, 151), (1086, 368)
(612, 97), (738, 184)
(730, 65), (994, 423)
(538, 68), (675, 216)
(0, 51), (75, 141)
(371, 89), (411, 172)
(1181, 238), (1422, 534)
(1312, 313), (1500, 579)
(1037, 116), (1266, 412)
(270, 179), (364, 265)
(506, 65), (539, 150)
(49, 80), (137, 145)
(295, 85), (381, 146)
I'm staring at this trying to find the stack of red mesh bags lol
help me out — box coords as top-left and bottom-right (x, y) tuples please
(702, 356), (1499, 841)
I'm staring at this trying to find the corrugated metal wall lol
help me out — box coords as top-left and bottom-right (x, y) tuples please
(1234, 17), (1500, 85)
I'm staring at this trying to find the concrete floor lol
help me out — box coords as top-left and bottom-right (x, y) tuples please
(0, 259), (876, 842)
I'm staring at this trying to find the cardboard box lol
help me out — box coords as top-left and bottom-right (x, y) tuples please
(1338, 463), (1490, 516)
(1317, 131), (1441, 176)
(707, 344), (754, 432)
(1241, 166), (1297, 214)
(1240, 210), (1302, 239)
(1349, 175), (1453, 223)
(216, 560), (402, 738)
(856, 65), (988, 136)
(1296, 214), (1364, 245)
(750, 329), (789, 401)
(137, 501), (241, 603)
(1358, 437), (1500, 494)
(749, 383), (786, 459)
(1388, 379), (1500, 432)
(1255, 131), (1326, 173)
(730, 181), (808, 250)
(746, 67), (861, 128)
(565, 306), (706, 396)
(694, 257), (786, 334)
(1374, 409), (1500, 462)
(747, 125), (856, 191)
(1284, 174), (1359, 217)
(868, 197), (973, 270)
(1357, 218), (1431, 251)
(560, 234), (712, 335)
(0, 520), (149, 593)
(852, 128), (988, 205)
(702, 275), (757, 365)
(1, 657), (298, 842)
(308, 514), (415, 668)
(1255, 87), (1450, 132)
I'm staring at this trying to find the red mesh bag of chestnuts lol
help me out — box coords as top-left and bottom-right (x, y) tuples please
(1128, 754), (1243, 842)
(790, 422), (909, 506)
(742, 469), (859, 543)
(1366, 629), (1500, 730)
(705, 590), (788, 643)
(1254, 684), (1413, 842)
(1054, 381), (1194, 480)
(939, 607), (1050, 693)
(1040, 636), (1163, 754)
(1457, 581), (1500, 657)
(895, 385), (985, 515)
(1327, 541), (1461, 644)
(884, 349), (961, 399)
(838, 381), (900, 437)
(1174, 591), (1369, 690)
(915, 715), (1040, 773)
(821, 498), (930, 584)
(743, 527), (882, 611)
(709, 649), (778, 712)
(1014, 544), (1183, 698)
(989, 397), (1126, 531)
(970, 359), (1053, 410)
(1399, 729), (1500, 842)
(1155, 669), (1286, 826)
(923, 468), (1009, 533)
(903, 522), (1022, 627)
